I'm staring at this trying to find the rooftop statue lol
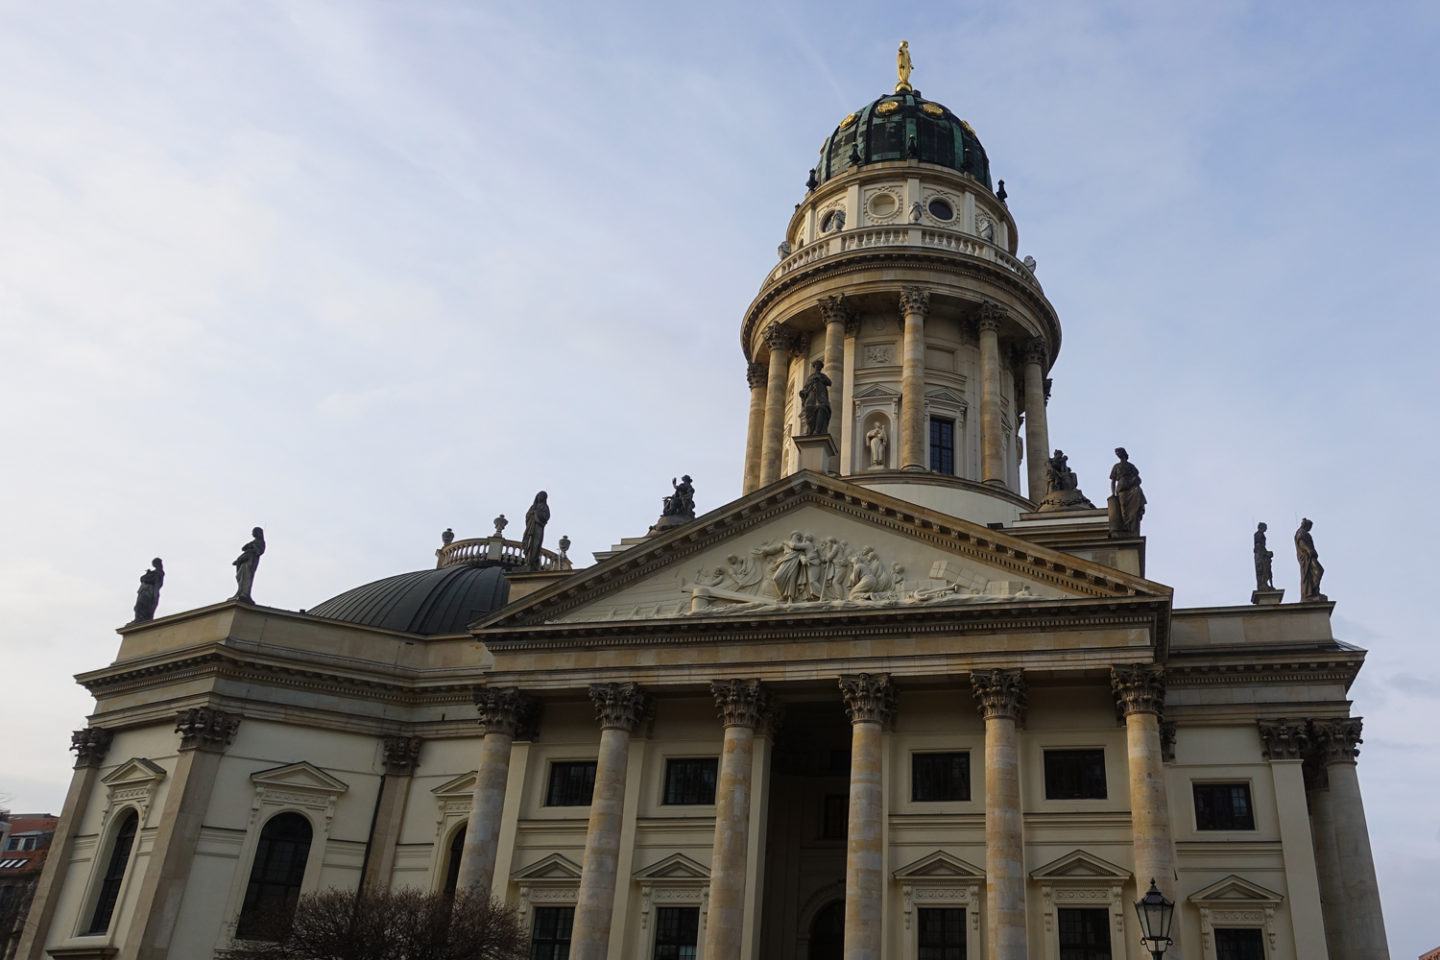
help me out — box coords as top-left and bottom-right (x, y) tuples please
(896, 40), (914, 93)
(1295, 518), (1327, 601)
(493, 514), (508, 537)
(232, 527), (265, 603)
(1037, 449), (1095, 512)
(800, 360), (833, 435)
(522, 493), (549, 571)
(663, 475), (696, 520)
(1254, 523), (1275, 591)
(1108, 447), (1146, 537)
(130, 558), (164, 624)
(441, 527), (454, 546)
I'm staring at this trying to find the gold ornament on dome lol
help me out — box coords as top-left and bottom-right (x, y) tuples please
(921, 102), (943, 117)
(876, 100), (900, 115)
(960, 119), (976, 135)
(896, 40), (913, 93)
(840, 111), (858, 128)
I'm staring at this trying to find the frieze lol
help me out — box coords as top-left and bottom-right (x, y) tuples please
(910, 887), (973, 903)
(1207, 909), (1265, 923)
(1052, 888), (1111, 901)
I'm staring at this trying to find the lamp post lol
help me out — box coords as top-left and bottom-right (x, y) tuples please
(1134, 878), (1176, 959)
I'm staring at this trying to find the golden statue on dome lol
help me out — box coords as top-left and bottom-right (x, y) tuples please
(896, 41), (914, 92)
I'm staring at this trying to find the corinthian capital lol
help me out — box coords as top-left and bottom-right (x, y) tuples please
(1022, 338), (1048, 367)
(971, 668), (1026, 721)
(589, 682), (652, 732)
(1257, 719), (1309, 761)
(839, 673), (896, 726)
(473, 686), (538, 738)
(1311, 717), (1363, 765)
(747, 362), (768, 390)
(175, 707), (241, 753)
(711, 678), (773, 729)
(978, 300), (1006, 333)
(1111, 663), (1166, 717)
(70, 727), (113, 768)
(382, 736), (423, 775)
(898, 286), (931, 318)
(818, 294), (855, 328)
(762, 321), (799, 353)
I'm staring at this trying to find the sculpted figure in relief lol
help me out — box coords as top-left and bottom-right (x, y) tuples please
(866, 422), (888, 468)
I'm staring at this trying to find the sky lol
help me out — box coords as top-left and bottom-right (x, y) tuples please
(1, 0), (1437, 953)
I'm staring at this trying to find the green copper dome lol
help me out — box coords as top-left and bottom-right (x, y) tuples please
(814, 90), (991, 189)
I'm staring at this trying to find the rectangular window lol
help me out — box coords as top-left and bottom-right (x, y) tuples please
(822, 793), (848, 839)
(546, 761), (597, 807)
(918, 906), (967, 959)
(929, 417), (956, 474)
(1194, 783), (1255, 830)
(1213, 927), (1266, 960)
(663, 758), (718, 806)
(653, 906), (700, 960)
(530, 906), (574, 960)
(912, 752), (971, 802)
(1057, 907), (1112, 960)
(1044, 749), (1107, 800)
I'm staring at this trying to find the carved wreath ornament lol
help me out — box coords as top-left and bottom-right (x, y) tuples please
(682, 532), (1038, 616)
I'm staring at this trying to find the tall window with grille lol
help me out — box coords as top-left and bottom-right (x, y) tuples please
(1213, 927), (1265, 960)
(929, 417), (956, 474)
(85, 809), (138, 935)
(911, 752), (970, 802)
(546, 761), (597, 807)
(1043, 749), (1107, 800)
(1193, 782), (1255, 830)
(918, 907), (967, 959)
(529, 906), (573, 960)
(443, 824), (466, 896)
(236, 812), (313, 939)
(652, 906), (700, 960)
(662, 758), (718, 806)
(1057, 907), (1111, 960)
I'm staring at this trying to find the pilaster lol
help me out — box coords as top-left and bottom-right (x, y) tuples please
(362, 737), (423, 893)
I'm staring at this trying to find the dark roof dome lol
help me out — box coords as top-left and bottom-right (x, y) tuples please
(814, 90), (991, 190)
(308, 563), (510, 636)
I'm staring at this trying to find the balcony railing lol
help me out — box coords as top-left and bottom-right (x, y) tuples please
(765, 225), (1041, 292)
(436, 536), (571, 572)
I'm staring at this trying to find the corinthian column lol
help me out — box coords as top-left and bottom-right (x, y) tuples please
(1256, 721), (1329, 960)
(819, 296), (851, 452)
(838, 674), (895, 960)
(704, 679), (773, 960)
(457, 687), (536, 895)
(1020, 339), (1049, 501)
(1111, 665), (1180, 959)
(743, 362), (768, 494)
(978, 302), (1005, 485)
(571, 683), (651, 960)
(1305, 761), (1346, 960)
(759, 322), (798, 486)
(1312, 718), (1389, 960)
(972, 669), (1027, 960)
(898, 287), (930, 470)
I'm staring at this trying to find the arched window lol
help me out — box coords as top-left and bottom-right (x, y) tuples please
(809, 899), (845, 960)
(443, 824), (466, 896)
(85, 809), (138, 935)
(236, 812), (313, 939)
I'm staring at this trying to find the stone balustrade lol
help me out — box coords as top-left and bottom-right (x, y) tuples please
(436, 536), (570, 571)
(764, 225), (1042, 293)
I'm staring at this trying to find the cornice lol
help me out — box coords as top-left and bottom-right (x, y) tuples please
(743, 250), (1061, 365)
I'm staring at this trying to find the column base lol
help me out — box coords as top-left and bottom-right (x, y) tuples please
(792, 434), (839, 474)
(1251, 588), (1285, 605)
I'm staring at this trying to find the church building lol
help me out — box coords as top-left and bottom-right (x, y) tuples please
(16, 51), (1389, 960)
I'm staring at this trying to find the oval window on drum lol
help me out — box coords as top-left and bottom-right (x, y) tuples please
(928, 198), (954, 221)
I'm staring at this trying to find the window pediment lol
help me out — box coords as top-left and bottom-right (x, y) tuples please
(1030, 849), (1130, 882)
(893, 850), (984, 881)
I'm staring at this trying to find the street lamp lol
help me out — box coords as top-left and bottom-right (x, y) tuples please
(1133, 878), (1175, 959)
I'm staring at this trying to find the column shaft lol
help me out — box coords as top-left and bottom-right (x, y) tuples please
(1021, 350), (1049, 501)
(759, 326), (794, 487)
(839, 675), (894, 960)
(984, 714), (1025, 960)
(742, 364), (768, 494)
(705, 724), (756, 959)
(572, 726), (632, 960)
(823, 315), (846, 451)
(456, 730), (514, 894)
(899, 288), (929, 471)
(1308, 780), (1347, 960)
(1328, 761), (1389, 960)
(978, 307), (1004, 485)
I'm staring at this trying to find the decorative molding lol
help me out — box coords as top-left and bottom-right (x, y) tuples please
(898, 286), (931, 319)
(589, 682), (651, 732)
(1190, 874), (1284, 959)
(71, 727), (114, 768)
(711, 678), (772, 729)
(971, 668), (1026, 722)
(1030, 850), (1131, 957)
(513, 853), (583, 924)
(839, 673), (895, 727)
(633, 853), (710, 941)
(382, 736), (422, 775)
(473, 686), (538, 738)
(98, 757), (167, 830)
(893, 851), (983, 938)
(1111, 663), (1166, 717)
(174, 706), (241, 752)
(862, 343), (895, 366)
(1311, 717), (1363, 765)
(1256, 719), (1309, 761)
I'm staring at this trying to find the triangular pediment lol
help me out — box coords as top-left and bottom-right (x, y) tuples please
(924, 388), (967, 407)
(250, 761), (349, 795)
(480, 473), (1166, 630)
(893, 850), (985, 880)
(431, 772), (478, 798)
(634, 852), (709, 881)
(101, 757), (167, 787)
(1190, 874), (1283, 905)
(514, 853), (583, 882)
(853, 383), (900, 400)
(1030, 850), (1131, 881)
